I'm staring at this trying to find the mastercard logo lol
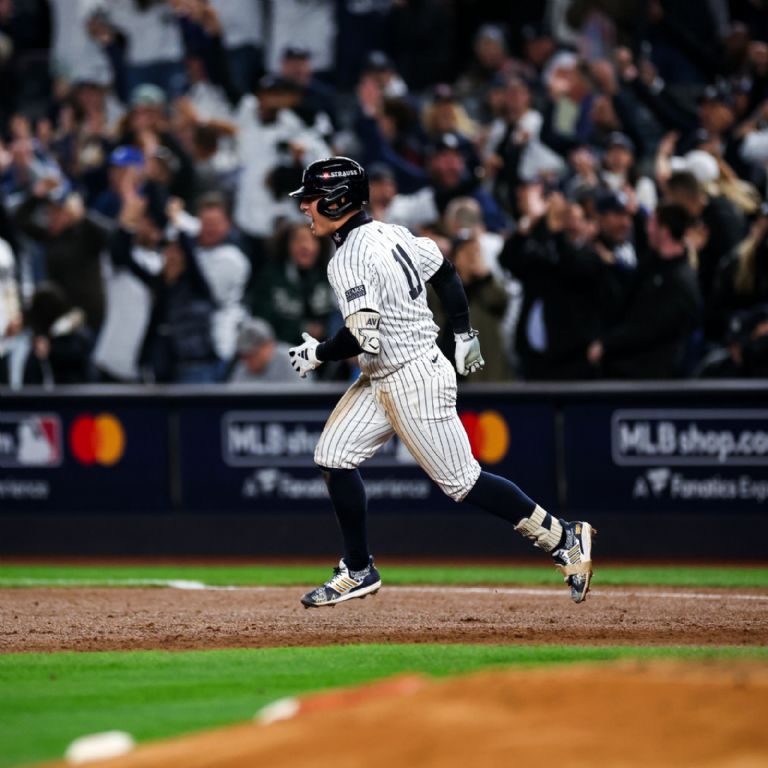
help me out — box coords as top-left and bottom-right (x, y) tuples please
(460, 410), (510, 463)
(69, 413), (126, 466)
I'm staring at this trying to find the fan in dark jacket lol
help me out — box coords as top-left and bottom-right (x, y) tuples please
(143, 230), (220, 384)
(14, 182), (110, 334)
(586, 203), (702, 379)
(499, 192), (603, 380)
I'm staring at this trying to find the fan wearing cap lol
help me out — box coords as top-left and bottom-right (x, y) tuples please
(427, 132), (507, 232)
(601, 132), (658, 213)
(360, 50), (409, 99)
(695, 85), (740, 163)
(229, 317), (307, 384)
(455, 24), (514, 122)
(365, 163), (399, 222)
(593, 189), (636, 248)
(91, 145), (146, 221)
(280, 45), (337, 129)
(118, 83), (197, 207)
(422, 84), (482, 179)
(14, 175), (109, 335)
(652, 82), (745, 188)
(519, 22), (557, 81)
(443, 197), (506, 281)
(590, 189), (643, 331)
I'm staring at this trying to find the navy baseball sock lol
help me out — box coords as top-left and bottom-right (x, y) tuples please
(320, 467), (370, 572)
(464, 471), (542, 525)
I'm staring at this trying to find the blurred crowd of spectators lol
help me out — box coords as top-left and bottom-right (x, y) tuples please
(1, 0), (768, 387)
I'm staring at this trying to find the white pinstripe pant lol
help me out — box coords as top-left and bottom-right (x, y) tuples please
(314, 348), (481, 501)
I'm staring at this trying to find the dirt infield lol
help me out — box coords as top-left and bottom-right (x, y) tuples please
(3, 584), (767, 652)
(40, 661), (768, 768)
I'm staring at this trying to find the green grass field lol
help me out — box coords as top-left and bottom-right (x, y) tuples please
(2, 562), (768, 589)
(2, 645), (767, 768)
(1, 563), (767, 768)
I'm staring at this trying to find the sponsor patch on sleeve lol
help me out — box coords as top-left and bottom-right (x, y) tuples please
(345, 284), (367, 302)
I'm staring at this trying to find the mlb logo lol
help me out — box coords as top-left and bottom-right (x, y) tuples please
(0, 414), (62, 467)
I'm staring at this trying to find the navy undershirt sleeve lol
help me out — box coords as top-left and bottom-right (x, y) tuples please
(316, 326), (364, 362)
(427, 259), (471, 334)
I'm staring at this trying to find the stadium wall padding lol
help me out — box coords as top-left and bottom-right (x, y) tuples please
(1, 382), (766, 558)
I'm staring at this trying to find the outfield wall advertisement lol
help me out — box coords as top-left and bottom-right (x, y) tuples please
(177, 400), (558, 513)
(0, 408), (169, 510)
(2, 389), (766, 516)
(564, 406), (768, 512)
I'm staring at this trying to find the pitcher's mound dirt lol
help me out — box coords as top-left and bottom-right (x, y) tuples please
(41, 661), (768, 768)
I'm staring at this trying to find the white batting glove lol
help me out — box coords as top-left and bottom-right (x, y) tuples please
(288, 332), (322, 378)
(454, 329), (485, 376)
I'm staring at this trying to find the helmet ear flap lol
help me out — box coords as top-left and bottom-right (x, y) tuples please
(324, 184), (349, 205)
(317, 184), (353, 220)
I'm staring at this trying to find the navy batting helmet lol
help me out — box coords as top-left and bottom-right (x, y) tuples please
(289, 156), (369, 220)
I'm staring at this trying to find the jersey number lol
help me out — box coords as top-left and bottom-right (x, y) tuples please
(391, 245), (422, 300)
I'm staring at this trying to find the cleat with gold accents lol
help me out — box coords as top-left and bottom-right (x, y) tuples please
(300, 557), (381, 608)
(551, 521), (596, 603)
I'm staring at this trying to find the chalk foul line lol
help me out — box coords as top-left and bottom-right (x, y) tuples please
(2, 579), (767, 601)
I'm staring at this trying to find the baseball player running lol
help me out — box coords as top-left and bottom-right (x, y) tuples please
(287, 157), (595, 608)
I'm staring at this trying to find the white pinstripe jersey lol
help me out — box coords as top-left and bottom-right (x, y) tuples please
(328, 220), (444, 378)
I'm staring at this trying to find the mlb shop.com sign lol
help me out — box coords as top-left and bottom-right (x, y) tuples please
(565, 406), (768, 512)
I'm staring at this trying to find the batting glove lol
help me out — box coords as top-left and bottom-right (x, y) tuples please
(454, 329), (485, 376)
(288, 332), (322, 378)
